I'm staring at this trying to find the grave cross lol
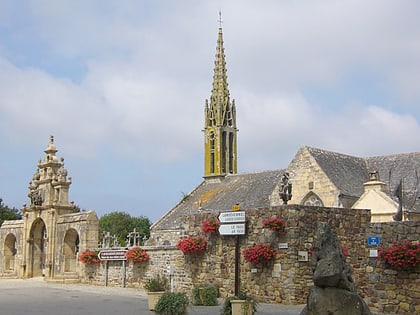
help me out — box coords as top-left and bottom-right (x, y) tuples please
(126, 228), (141, 247)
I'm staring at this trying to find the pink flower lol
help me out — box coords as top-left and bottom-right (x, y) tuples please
(201, 218), (221, 234)
(79, 250), (100, 265)
(242, 243), (276, 265)
(125, 246), (150, 263)
(378, 241), (420, 270)
(177, 236), (207, 255)
(262, 217), (286, 232)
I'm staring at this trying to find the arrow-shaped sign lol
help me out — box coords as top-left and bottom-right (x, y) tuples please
(219, 223), (246, 235)
(218, 211), (246, 223)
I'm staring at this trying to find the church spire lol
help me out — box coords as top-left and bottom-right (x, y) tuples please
(203, 17), (238, 179)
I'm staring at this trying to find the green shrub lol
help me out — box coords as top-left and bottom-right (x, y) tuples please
(155, 292), (189, 315)
(192, 284), (219, 306)
(144, 274), (168, 292)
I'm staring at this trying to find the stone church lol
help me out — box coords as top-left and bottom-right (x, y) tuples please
(0, 136), (98, 280)
(150, 25), (420, 243)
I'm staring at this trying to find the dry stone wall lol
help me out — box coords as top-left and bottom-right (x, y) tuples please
(82, 205), (419, 314)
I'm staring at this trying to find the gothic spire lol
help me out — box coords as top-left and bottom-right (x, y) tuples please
(203, 17), (238, 178)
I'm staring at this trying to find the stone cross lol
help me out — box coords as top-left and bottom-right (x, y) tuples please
(126, 228), (141, 247)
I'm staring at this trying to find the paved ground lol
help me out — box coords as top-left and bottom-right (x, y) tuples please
(0, 278), (386, 315)
(0, 278), (304, 315)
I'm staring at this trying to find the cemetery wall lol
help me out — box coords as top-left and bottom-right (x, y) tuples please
(82, 205), (419, 314)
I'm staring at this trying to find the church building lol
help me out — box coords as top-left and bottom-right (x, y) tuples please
(150, 23), (420, 244)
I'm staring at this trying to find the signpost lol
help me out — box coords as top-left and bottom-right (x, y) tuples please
(98, 249), (127, 261)
(218, 211), (246, 223)
(218, 223), (245, 235)
(218, 209), (246, 296)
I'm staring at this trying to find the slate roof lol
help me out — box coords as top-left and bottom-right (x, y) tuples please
(366, 152), (420, 212)
(306, 146), (420, 212)
(152, 170), (284, 230)
(152, 147), (420, 230)
(306, 147), (368, 197)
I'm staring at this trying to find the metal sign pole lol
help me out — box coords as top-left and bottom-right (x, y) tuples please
(234, 235), (240, 296)
(104, 261), (108, 287)
(122, 260), (126, 288)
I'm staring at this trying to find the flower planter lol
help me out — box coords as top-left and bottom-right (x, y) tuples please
(231, 300), (254, 315)
(147, 291), (165, 311)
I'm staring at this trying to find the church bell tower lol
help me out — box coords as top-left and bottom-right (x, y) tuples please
(203, 20), (238, 178)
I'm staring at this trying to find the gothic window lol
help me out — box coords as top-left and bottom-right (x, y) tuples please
(302, 192), (324, 207)
(221, 131), (227, 173)
(210, 132), (215, 173)
(228, 132), (234, 173)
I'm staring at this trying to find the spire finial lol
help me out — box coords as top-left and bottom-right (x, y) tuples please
(218, 10), (223, 28)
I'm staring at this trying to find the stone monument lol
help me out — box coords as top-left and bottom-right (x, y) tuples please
(300, 222), (372, 315)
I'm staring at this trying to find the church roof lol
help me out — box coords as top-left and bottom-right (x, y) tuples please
(305, 146), (420, 212)
(366, 152), (420, 212)
(306, 146), (368, 197)
(152, 170), (284, 230)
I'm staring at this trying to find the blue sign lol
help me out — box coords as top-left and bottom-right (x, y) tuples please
(367, 236), (381, 246)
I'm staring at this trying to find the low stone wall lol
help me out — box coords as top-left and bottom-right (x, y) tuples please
(363, 221), (419, 314)
(81, 205), (419, 314)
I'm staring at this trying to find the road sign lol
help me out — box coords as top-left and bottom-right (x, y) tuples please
(218, 211), (246, 223)
(98, 249), (127, 261)
(367, 236), (381, 246)
(218, 223), (246, 235)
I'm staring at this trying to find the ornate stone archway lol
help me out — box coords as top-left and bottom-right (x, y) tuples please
(28, 218), (47, 277)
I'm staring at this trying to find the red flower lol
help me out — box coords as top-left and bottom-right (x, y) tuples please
(79, 250), (100, 265)
(125, 246), (150, 263)
(177, 236), (207, 255)
(201, 218), (221, 234)
(242, 243), (276, 265)
(378, 241), (420, 270)
(262, 217), (286, 232)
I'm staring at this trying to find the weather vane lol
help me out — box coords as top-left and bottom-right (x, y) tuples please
(218, 10), (223, 28)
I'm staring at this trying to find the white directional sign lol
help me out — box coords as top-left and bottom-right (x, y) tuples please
(219, 223), (246, 235)
(98, 249), (127, 261)
(218, 211), (246, 223)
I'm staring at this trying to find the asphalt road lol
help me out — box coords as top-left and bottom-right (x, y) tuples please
(0, 278), (305, 315)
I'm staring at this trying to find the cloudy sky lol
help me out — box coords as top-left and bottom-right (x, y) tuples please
(1, 0), (419, 222)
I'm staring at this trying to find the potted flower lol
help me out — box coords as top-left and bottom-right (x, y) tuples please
(177, 236), (207, 255)
(242, 243), (276, 266)
(125, 246), (149, 264)
(221, 291), (257, 315)
(79, 250), (100, 265)
(262, 217), (286, 232)
(144, 274), (169, 310)
(378, 241), (420, 271)
(201, 218), (220, 234)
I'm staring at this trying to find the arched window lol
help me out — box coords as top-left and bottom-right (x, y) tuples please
(209, 132), (215, 173)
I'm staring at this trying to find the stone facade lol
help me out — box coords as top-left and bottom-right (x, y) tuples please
(0, 136), (99, 281)
(84, 205), (418, 314)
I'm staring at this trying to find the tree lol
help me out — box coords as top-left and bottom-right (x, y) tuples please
(0, 198), (22, 226)
(99, 211), (151, 247)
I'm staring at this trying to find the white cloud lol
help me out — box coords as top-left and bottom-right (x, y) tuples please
(0, 0), (419, 220)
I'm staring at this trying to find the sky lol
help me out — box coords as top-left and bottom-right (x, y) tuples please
(1, 0), (419, 223)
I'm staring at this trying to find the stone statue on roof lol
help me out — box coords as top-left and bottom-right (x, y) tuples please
(279, 172), (292, 204)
